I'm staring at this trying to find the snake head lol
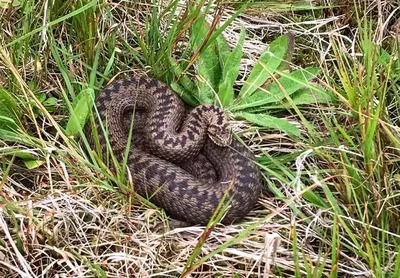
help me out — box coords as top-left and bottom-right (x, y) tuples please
(207, 122), (232, 146)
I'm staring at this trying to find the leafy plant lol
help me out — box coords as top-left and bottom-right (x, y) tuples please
(179, 17), (335, 137)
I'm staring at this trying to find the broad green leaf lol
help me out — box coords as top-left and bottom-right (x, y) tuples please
(170, 82), (198, 106)
(43, 97), (59, 112)
(0, 116), (19, 134)
(233, 67), (320, 111)
(218, 28), (245, 106)
(43, 97), (58, 105)
(0, 88), (22, 131)
(24, 159), (45, 169)
(0, 122), (21, 141)
(36, 93), (46, 103)
(215, 31), (231, 67)
(290, 88), (336, 105)
(13, 150), (37, 160)
(190, 17), (221, 101)
(239, 35), (288, 99)
(216, 34), (231, 65)
(376, 46), (400, 76)
(65, 88), (95, 136)
(168, 58), (201, 105)
(376, 46), (391, 66)
(235, 111), (300, 136)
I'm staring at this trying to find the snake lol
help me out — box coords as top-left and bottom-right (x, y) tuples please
(86, 75), (262, 225)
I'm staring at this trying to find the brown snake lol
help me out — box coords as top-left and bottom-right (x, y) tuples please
(86, 75), (262, 225)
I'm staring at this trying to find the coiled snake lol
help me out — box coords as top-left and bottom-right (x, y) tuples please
(86, 75), (262, 225)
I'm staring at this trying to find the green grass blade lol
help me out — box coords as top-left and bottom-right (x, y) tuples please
(49, 44), (75, 99)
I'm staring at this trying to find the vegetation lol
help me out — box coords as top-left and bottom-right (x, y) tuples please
(0, 0), (399, 277)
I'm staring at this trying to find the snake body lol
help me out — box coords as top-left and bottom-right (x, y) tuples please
(87, 75), (262, 225)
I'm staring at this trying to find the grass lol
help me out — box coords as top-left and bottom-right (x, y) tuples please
(0, 0), (399, 277)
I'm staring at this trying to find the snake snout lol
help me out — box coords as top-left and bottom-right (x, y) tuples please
(207, 123), (232, 146)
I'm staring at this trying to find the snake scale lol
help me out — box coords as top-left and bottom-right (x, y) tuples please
(86, 75), (262, 225)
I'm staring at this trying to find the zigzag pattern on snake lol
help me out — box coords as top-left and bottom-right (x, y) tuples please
(86, 75), (262, 225)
